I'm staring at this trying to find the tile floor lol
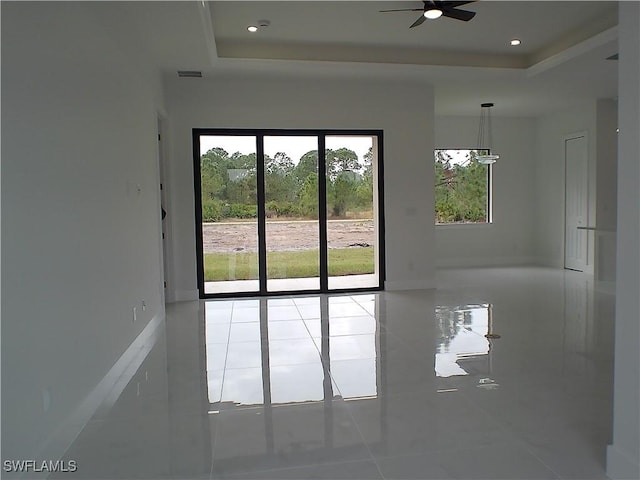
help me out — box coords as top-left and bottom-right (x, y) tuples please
(54, 267), (615, 479)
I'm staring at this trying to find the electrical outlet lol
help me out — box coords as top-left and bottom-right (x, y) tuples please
(132, 306), (137, 323)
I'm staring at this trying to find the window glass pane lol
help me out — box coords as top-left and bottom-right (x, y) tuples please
(434, 149), (490, 224)
(325, 136), (379, 290)
(264, 136), (320, 292)
(200, 136), (259, 294)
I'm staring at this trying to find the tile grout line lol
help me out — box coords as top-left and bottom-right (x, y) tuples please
(456, 374), (567, 480)
(329, 296), (386, 480)
(296, 295), (386, 479)
(337, 369), (387, 480)
(207, 299), (235, 479)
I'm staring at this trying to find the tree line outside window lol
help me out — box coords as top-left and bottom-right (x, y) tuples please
(200, 146), (374, 222)
(434, 149), (491, 224)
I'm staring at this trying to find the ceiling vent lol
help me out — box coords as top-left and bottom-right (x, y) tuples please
(177, 70), (203, 78)
(606, 53), (619, 60)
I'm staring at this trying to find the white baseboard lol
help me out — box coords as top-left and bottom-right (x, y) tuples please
(532, 256), (563, 268)
(607, 444), (640, 479)
(385, 279), (436, 291)
(167, 289), (199, 303)
(27, 313), (165, 478)
(435, 256), (537, 268)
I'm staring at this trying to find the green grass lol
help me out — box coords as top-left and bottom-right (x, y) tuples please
(204, 247), (374, 281)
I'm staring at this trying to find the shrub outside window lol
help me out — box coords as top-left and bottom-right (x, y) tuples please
(434, 149), (491, 224)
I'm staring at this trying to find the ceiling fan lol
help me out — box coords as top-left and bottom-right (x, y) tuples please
(380, 1), (476, 28)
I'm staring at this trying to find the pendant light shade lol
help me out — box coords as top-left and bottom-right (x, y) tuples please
(474, 103), (500, 165)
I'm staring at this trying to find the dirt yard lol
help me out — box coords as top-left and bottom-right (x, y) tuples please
(203, 219), (374, 253)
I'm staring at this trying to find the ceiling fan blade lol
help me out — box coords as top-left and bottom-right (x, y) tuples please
(437, 1), (476, 8)
(410, 14), (427, 28)
(442, 8), (476, 21)
(379, 8), (423, 12)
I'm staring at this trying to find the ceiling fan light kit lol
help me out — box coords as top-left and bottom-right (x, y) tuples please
(424, 9), (443, 19)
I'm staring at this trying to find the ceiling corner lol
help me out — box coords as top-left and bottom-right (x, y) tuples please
(199, 1), (219, 66)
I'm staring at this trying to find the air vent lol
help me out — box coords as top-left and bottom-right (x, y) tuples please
(606, 53), (619, 60)
(177, 71), (202, 78)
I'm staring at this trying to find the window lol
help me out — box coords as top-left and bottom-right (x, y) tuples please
(434, 149), (491, 224)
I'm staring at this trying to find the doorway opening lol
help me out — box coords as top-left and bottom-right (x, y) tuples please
(193, 129), (385, 297)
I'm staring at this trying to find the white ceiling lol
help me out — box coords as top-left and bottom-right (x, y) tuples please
(109, 1), (619, 117)
(211, 1), (617, 66)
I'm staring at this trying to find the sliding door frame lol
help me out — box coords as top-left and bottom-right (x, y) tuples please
(193, 128), (385, 299)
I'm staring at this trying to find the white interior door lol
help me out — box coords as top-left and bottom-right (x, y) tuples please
(564, 134), (588, 271)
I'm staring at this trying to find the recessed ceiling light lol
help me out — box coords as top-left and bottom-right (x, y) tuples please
(510, 39), (521, 46)
(247, 25), (258, 32)
(424, 8), (443, 19)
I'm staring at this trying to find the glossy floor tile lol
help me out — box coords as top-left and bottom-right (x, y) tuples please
(52, 268), (614, 479)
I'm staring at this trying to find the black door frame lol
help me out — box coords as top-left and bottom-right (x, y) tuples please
(193, 128), (385, 299)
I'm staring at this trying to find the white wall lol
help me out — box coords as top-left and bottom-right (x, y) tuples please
(595, 99), (618, 287)
(534, 103), (598, 268)
(434, 116), (537, 267)
(163, 75), (436, 296)
(607, 2), (640, 478)
(2, 2), (165, 465)
(596, 99), (619, 232)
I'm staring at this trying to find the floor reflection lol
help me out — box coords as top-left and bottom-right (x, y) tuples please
(204, 294), (382, 476)
(48, 268), (614, 479)
(434, 303), (501, 392)
(205, 294), (379, 409)
(435, 304), (491, 377)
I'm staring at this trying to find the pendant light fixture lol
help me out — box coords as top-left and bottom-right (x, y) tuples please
(474, 102), (500, 165)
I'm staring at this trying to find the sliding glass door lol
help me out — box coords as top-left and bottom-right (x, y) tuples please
(196, 135), (259, 295)
(325, 136), (379, 290)
(194, 130), (384, 297)
(264, 136), (321, 292)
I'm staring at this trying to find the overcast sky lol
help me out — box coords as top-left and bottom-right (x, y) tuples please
(437, 149), (476, 166)
(200, 135), (373, 165)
